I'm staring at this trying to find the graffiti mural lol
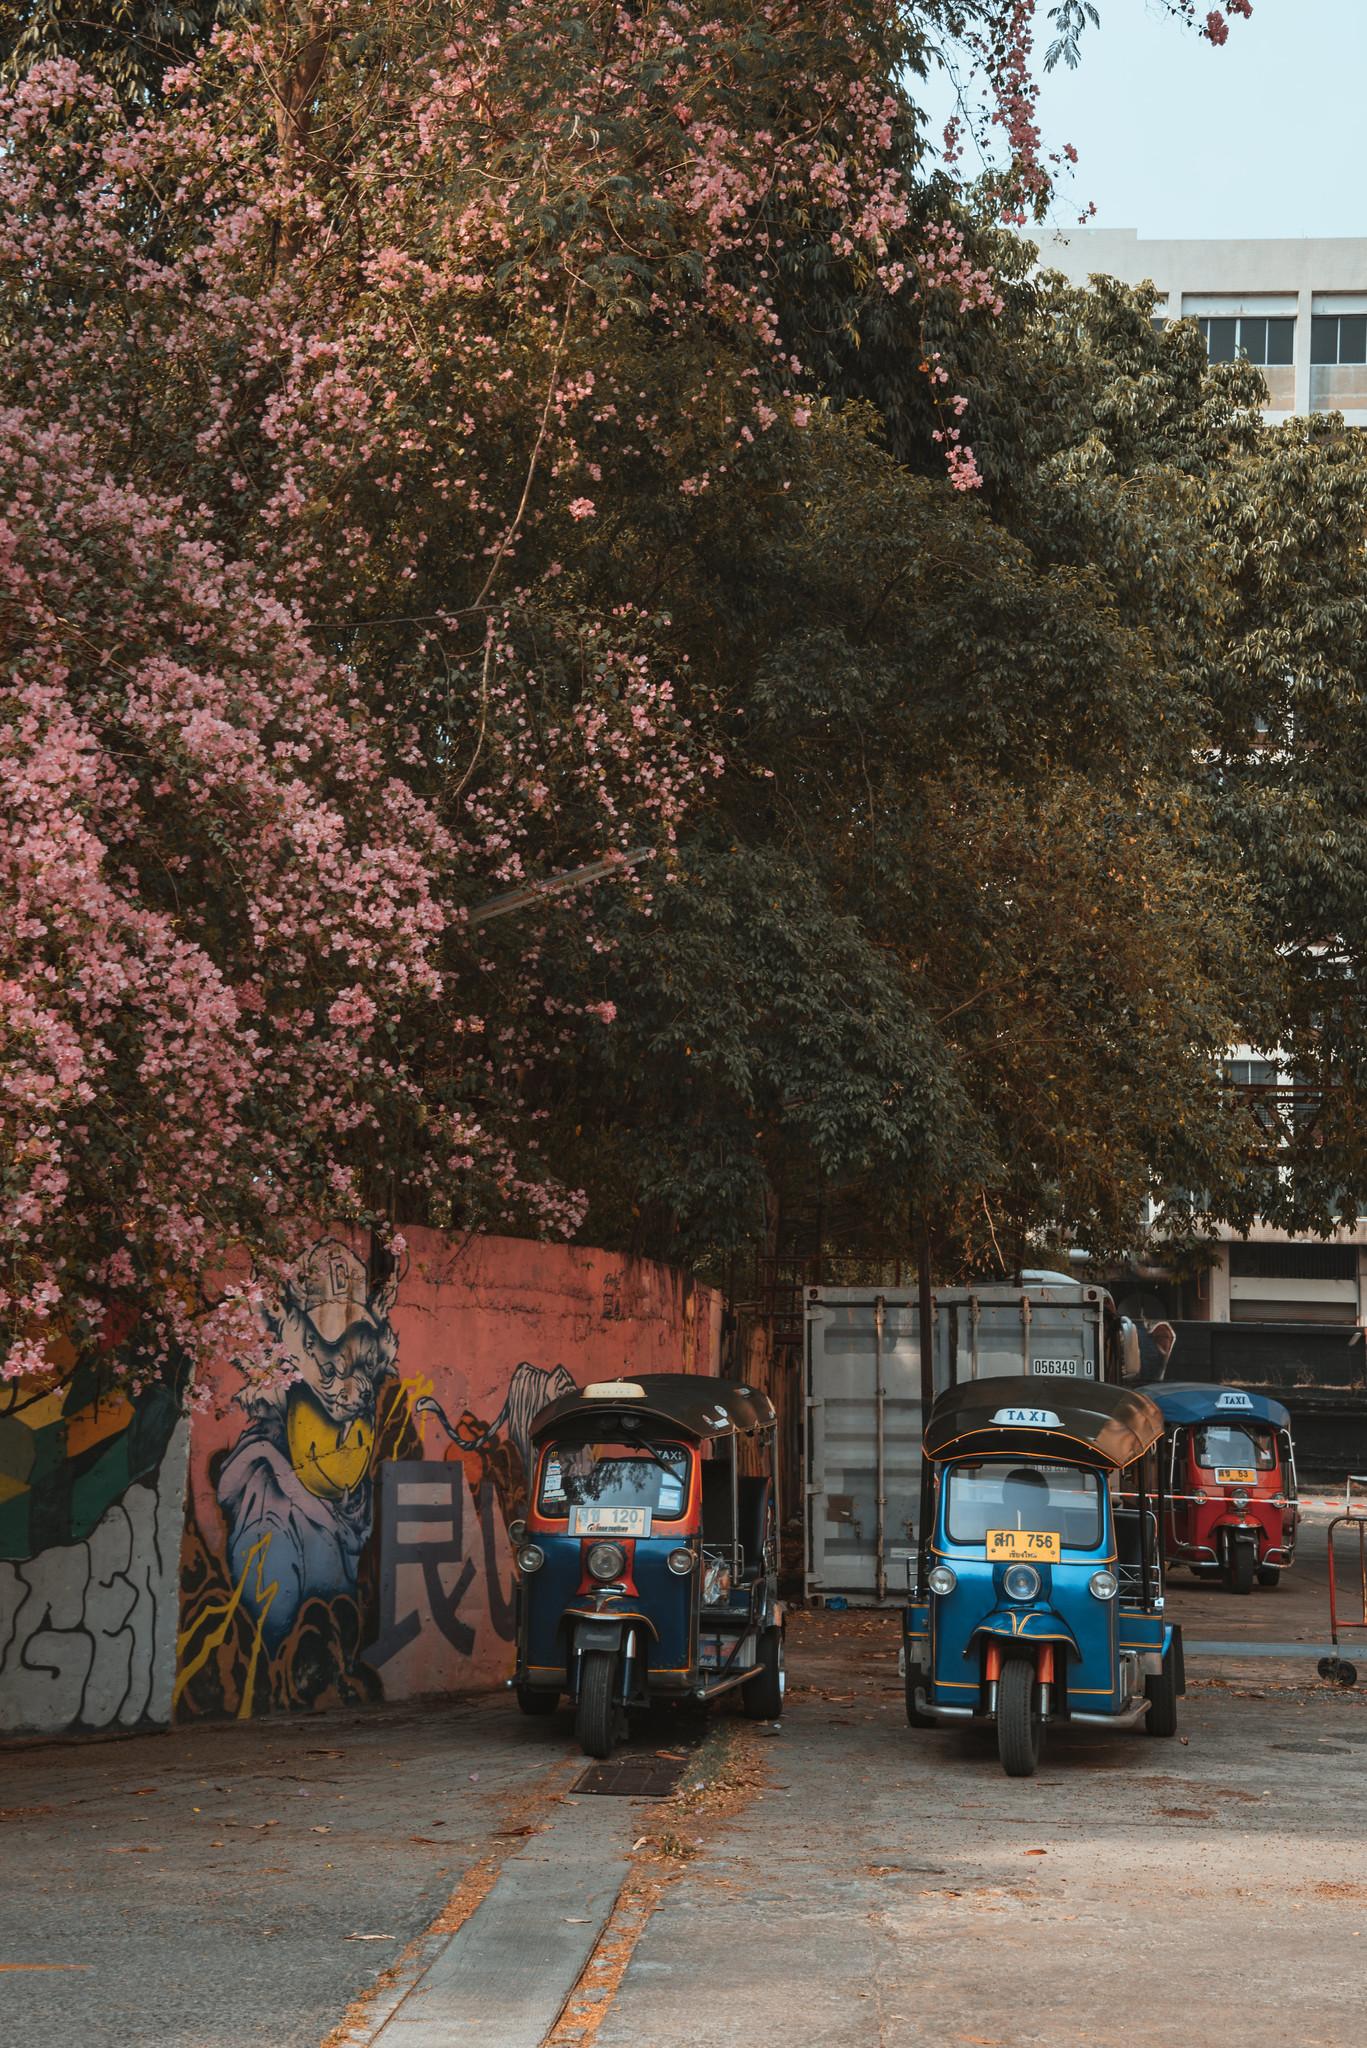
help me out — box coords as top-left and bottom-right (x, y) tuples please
(176, 1228), (723, 1719)
(0, 1350), (188, 1735)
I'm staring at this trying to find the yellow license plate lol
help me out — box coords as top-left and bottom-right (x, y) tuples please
(986, 1528), (1060, 1562)
(1215, 1468), (1256, 1485)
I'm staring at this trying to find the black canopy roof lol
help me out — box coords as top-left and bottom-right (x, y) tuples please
(924, 1375), (1164, 1471)
(531, 1373), (776, 1444)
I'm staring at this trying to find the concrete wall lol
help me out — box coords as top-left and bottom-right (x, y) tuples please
(0, 1232), (721, 1736)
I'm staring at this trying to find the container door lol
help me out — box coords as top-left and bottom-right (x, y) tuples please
(805, 1289), (923, 1604)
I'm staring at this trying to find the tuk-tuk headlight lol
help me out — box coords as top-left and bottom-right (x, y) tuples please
(666, 1548), (694, 1575)
(1002, 1564), (1041, 1602)
(927, 1565), (957, 1596)
(586, 1541), (626, 1582)
(516, 1543), (545, 1574)
(1089, 1570), (1119, 1601)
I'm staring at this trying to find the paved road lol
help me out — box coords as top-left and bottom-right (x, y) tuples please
(4, 1518), (1366, 2046)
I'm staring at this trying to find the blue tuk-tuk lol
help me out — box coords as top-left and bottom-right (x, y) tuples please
(510, 1375), (784, 1757)
(902, 1375), (1184, 1776)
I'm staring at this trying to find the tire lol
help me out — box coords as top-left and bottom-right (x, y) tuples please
(1145, 1647), (1179, 1737)
(996, 1655), (1041, 1778)
(1256, 1564), (1281, 1589)
(742, 1626), (785, 1720)
(905, 1666), (938, 1730)
(516, 1683), (559, 1716)
(575, 1650), (618, 1759)
(1226, 1540), (1256, 1596)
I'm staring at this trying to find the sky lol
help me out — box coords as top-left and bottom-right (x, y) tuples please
(925, 0), (1365, 242)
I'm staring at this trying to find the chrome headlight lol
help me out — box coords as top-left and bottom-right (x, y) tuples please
(1233, 1491), (1250, 1511)
(586, 1540), (626, 1582)
(1002, 1563), (1041, 1602)
(1089, 1569), (1119, 1602)
(927, 1564), (957, 1596)
(516, 1543), (545, 1574)
(666, 1548), (694, 1575)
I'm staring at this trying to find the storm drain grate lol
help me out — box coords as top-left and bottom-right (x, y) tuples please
(572, 1750), (697, 1797)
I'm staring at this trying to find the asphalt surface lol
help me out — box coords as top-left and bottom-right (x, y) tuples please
(0, 1697), (574, 2047)
(4, 1516), (1366, 2046)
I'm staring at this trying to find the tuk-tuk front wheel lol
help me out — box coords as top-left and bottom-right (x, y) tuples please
(996, 1655), (1042, 1778)
(576, 1650), (618, 1759)
(515, 1683), (559, 1717)
(1226, 1540), (1256, 1596)
(742, 1626), (785, 1720)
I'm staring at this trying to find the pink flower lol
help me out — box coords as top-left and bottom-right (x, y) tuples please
(568, 497), (596, 520)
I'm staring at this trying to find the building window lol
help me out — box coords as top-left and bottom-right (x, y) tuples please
(1312, 314), (1367, 364)
(1197, 316), (1294, 366)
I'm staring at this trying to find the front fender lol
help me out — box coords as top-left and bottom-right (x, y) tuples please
(968, 1606), (1081, 1658)
(563, 1606), (660, 1644)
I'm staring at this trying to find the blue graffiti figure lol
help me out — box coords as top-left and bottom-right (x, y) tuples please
(218, 1239), (399, 1648)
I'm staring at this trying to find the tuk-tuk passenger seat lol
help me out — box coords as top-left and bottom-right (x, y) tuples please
(700, 1463), (770, 1577)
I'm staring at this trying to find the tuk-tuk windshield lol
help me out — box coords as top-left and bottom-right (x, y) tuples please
(945, 1461), (1103, 1549)
(1192, 1423), (1275, 1472)
(537, 1441), (691, 1519)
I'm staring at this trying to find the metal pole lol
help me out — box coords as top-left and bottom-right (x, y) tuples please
(916, 1227), (935, 1601)
(874, 1293), (887, 1603)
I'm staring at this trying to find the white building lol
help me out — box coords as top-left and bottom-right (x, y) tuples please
(1035, 228), (1367, 425)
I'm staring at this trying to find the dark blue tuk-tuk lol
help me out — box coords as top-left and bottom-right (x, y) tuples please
(510, 1375), (784, 1757)
(902, 1376), (1184, 1776)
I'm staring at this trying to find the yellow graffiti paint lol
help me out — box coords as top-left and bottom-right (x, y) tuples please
(285, 1385), (375, 1500)
(391, 1372), (435, 1450)
(174, 1534), (278, 1718)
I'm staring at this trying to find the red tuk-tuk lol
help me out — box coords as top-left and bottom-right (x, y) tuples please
(1151, 1384), (1297, 1594)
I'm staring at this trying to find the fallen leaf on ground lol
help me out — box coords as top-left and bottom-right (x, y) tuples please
(1024, 1849), (1047, 1856)
(344, 1933), (395, 1942)
(493, 1824), (534, 1838)
(106, 1846), (153, 1855)
(0, 1964), (92, 1973)
(311, 1825), (332, 1834)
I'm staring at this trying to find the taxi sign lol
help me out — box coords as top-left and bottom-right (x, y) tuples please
(986, 1528), (1061, 1562)
(1216, 1390), (1254, 1412)
(991, 1406), (1061, 1428)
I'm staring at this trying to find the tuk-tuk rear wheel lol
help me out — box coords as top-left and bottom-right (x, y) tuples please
(576, 1650), (618, 1759)
(515, 1683), (559, 1716)
(742, 1625), (785, 1720)
(905, 1666), (938, 1729)
(1256, 1564), (1281, 1588)
(1144, 1646), (1179, 1737)
(996, 1656), (1041, 1778)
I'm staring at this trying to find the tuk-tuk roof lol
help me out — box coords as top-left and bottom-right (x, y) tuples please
(923, 1375), (1164, 1471)
(530, 1373), (776, 1445)
(1149, 1382), (1291, 1431)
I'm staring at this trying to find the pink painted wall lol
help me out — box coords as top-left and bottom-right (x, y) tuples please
(176, 1228), (722, 1719)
